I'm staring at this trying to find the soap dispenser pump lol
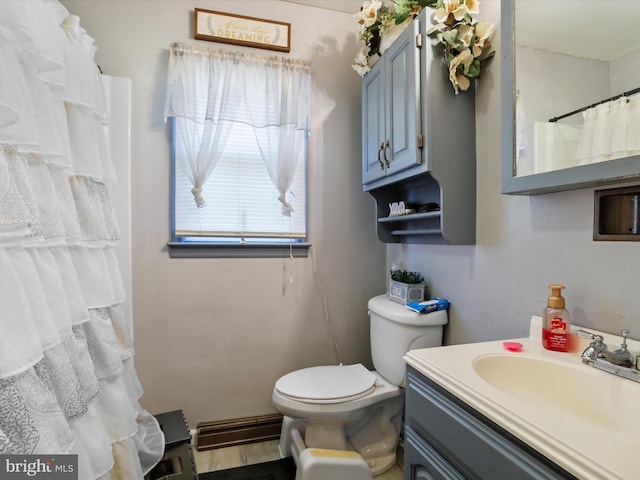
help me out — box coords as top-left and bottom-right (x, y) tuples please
(542, 284), (571, 352)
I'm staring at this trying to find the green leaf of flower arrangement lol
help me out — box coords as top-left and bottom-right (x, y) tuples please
(395, 11), (410, 24)
(468, 59), (481, 77)
(426, 23), (446, 36)
(442, 29), (460, 49)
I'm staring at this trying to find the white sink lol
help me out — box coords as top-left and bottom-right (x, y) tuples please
(404, 317), (640, 480)
(472, 353), (635, 432)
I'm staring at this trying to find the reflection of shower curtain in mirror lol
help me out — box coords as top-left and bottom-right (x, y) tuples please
(576, 94), (640, 165)
(0, 2), (163, 479)
(534, 122), (581, 173)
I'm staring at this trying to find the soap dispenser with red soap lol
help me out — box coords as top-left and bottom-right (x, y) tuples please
(542, 284), (571, 352)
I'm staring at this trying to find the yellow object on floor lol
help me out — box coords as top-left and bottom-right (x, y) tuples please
(296, 448), (372, 480)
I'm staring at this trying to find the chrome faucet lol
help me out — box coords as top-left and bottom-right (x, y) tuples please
(577, 329), (640, 383)
(578, 329), (635, 367)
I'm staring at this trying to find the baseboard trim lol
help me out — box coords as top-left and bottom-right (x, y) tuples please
(196, 413), (283, 451)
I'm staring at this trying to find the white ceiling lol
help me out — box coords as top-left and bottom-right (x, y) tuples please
(515, 1), (640, 62)
(280, 0), (363, 14)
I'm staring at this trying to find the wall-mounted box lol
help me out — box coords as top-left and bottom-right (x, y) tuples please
(594, 185), (640, 241)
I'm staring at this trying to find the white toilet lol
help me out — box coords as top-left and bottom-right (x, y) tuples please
(272, 294), (448, 479)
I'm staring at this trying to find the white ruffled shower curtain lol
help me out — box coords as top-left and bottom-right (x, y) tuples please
(0, 1), (163, 479)
(576, 94), (640, 165)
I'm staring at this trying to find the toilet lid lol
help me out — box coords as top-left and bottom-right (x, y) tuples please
(275, 364), (377, 404)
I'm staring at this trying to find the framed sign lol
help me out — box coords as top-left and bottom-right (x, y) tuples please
(194, 9), (291, 53)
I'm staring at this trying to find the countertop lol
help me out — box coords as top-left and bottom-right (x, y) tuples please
(404, 316), (640, 480)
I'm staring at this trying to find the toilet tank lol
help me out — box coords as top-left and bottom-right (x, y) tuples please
(368, 295), (448, 387)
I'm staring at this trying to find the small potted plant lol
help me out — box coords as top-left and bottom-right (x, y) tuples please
(388, 267), (427, 304)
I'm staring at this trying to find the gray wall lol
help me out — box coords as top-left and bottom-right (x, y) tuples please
(389, 0), (640, 346)
(611, 48), (640, 93)
(62, 0), (387, 427)
(63, 0), (640, 428)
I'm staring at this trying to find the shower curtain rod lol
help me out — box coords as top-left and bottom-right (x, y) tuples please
(549, 86), (640, 122)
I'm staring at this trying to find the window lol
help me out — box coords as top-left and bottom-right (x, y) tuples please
(164, 43), (311, 257)
(172, 119), (308, 243)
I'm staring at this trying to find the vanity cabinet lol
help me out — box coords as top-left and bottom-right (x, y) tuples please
(361, 9), (476, 244)
(404, 366), (577, 480)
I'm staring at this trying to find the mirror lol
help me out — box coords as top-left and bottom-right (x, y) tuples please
(501, 0), (640, 195)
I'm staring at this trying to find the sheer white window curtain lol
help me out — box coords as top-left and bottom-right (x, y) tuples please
(164, 42), (311, 216)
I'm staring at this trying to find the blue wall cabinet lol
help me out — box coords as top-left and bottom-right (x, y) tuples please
(361, 9), (476, 245)
(362, 19), (421, 186)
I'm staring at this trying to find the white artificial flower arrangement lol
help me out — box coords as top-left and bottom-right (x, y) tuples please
(353, 0), (495, 94)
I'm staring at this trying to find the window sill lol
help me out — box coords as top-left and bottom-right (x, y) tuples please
(167, 242), (311, 258)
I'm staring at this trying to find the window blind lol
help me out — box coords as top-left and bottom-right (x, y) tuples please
(173, 119), (307, 241)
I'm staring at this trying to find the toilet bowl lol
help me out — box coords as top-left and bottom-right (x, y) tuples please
(273, 365), (404, 475)
(273, 295), (448, 478)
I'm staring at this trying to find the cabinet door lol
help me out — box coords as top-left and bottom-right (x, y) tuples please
(385, 19), (421, 176)
(405, 427), (465, 480)
(362, 59), (387, 185)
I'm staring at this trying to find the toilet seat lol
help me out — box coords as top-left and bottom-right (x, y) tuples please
(275, 364), (377, 404)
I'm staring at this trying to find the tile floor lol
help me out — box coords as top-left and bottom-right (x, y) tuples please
(193, 439), (404, 479)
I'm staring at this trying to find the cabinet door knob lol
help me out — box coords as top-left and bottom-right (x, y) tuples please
(378, 142), (385, 170)
(383, 140), (390, 167)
